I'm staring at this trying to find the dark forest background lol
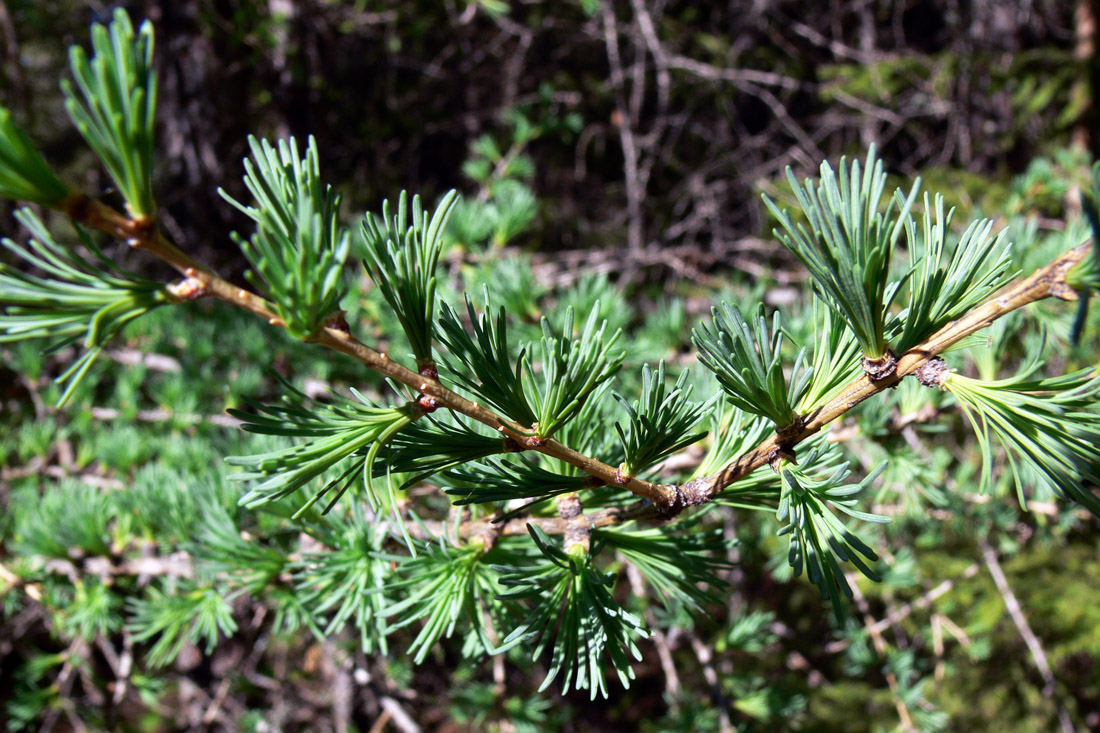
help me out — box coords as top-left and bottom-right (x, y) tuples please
(3, 0), (1095, 273)
(2, 1), (1099, 732)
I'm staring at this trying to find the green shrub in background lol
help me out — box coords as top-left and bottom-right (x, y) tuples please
(1, 9), (1099, 732)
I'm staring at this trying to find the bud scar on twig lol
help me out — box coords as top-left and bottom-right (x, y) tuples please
(166, 276), (206, 301)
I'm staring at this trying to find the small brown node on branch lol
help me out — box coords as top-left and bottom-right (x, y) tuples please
(775, 414), (804, 445)
(524, 434), (547, 449)
(612, 465), (630, 485)
(130, 217), (157, 240)
(125, 218), (156, 246)
(416, 393), (439, 413)
(656, 491), (683, 517)
(678, 479), (710, 506)
(768, 446), (797, 472)
(915, 357), (950, 389)
(862, 350), (898, 381)
(655, 482), (699, 517)
(322, 310), (351, 334)
(417, 360), (439, 379)
(166, 276), (206, 301)
(656, 478), (710, 518)
(557, 493), (583, 519)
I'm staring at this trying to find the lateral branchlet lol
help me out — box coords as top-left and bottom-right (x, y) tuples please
(557, 494), (590, 554)
(564, 523), (591, 554)
(915, 357), (950, 389)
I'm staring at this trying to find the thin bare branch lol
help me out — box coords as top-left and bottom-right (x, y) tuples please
(825, 563), (981, 654)
(845, 571), (916, 731)
(980, 540), (1076, 733)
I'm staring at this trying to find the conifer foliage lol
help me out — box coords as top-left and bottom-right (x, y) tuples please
(0, 9), (1098, 721)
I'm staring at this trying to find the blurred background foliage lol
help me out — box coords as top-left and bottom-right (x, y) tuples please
(3, 0), (1096, 272)
(1, 0), (1099, 731)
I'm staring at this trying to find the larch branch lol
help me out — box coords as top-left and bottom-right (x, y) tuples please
(59, 193), (676, 511)
(55, 192), (1093, 538)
